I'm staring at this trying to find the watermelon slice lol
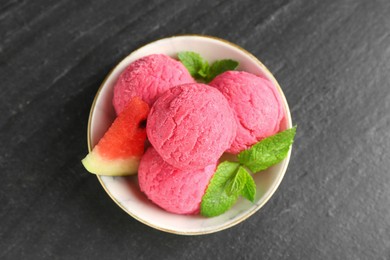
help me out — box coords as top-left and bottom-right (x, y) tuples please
(82, 97), (150, 176)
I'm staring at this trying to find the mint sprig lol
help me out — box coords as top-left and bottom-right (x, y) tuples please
(225, 166), (248, 196)
(201, 127), (297, 217)
(200, 161), (241, 217)
(240, 168), (256, 202)
(238, 126), (297, 173)
(207, 59), (239, 82)
(178, 51), (238, 83)
(177, 52), (207, 79)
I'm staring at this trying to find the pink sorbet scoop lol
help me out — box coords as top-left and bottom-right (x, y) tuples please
(138, 147), (216, 215)
(147, 83), (237, 170)
(209, 71), (285, 154)
(113, 54), (194, 114)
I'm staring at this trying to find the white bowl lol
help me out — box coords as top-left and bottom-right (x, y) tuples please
(87, 35), (292, 235)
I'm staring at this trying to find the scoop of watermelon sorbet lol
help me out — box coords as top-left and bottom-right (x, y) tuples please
(147, 83), (237, 170)
(209, 71), (285, 154)
(113, 54), (194, 114)
(138, 147), (216, 215)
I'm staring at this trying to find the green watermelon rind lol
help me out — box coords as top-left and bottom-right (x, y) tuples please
(82, 148), (141, 176)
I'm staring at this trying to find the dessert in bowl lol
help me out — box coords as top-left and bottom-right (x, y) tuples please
(86, 35), (293, 235)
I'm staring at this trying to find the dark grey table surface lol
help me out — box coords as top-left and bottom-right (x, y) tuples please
(1, 0), (390, 259)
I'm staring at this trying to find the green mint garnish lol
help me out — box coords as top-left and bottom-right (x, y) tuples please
(200, 161), (241, 217)
(201, 127), (296, 217)
(178, 51), (239, 83)
(240, 168), (256, 202)
(177, 52), (207, 79)
(238, 126), (297, 173)
(225, 166), (248, 196)
(207, 59), (239, 82)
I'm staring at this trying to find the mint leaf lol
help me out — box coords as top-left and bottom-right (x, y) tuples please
(238, 126), (297, 173)
(206, 59), (239, 82)
(240, 168), (256, 202)
(225, 166), (247, 196)
(197, 61), (210, 78)
(178, 52), (209, 79)
(178, 51), (239, 82)
(200, 161), (240, 217)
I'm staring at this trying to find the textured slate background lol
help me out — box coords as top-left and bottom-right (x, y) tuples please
(1, 0), (390, 259)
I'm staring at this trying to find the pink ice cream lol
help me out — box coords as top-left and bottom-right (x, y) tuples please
(138, 147), (216, 214)
(209, 71), (284, 154)
(112, 54), (194, 114)
(147, 83), (237, 170)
